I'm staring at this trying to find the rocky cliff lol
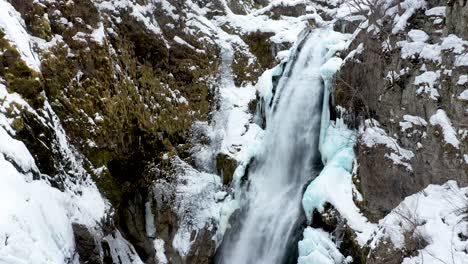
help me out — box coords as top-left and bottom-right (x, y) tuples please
(0, 0), (466, 264)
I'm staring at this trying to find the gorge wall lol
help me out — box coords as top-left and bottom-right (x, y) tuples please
(0, 0), (466, 264)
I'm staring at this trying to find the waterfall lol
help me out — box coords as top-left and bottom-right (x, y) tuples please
(217, 27), (343, 264)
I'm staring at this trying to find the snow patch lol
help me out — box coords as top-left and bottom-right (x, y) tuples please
(458, 90), (468, 100)
(425, 6), (445, 17)
(429, 109), (460, 149)
(298, 228), (349, 264)
(154, 239), (168, 264)
(414, 71), (440, 100)
(91, 22), (106, 45)
(170, 158), (223, 256)
(369, 181), (468, 264)
(408, 29), (428, 43)
(399, 115), (427, 132)
(0, 0), (41, 72)
(455, 53), (468, 67)
(361, 120), (414, 171)
(458, 75), (468, 86)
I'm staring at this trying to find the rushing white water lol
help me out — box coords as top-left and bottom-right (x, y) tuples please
(219, 28), (336, 264)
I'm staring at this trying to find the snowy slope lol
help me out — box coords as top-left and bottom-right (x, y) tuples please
(0, 84), (108, 263)
(0, 0), (41, 72)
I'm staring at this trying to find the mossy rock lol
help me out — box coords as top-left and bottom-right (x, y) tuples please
(0, 34), (44, 108)
(216, 153), (238, 186)
(13, 6), (220, 210)
(340, 226), (369, 264)
(242, 31), (276, 70)
(232, 51), (261, 86)
(9, 0), (53, 41)
(248, 99), (258, 115)
(14, 110), (57, 176)
(94, 170), (125, 208)
(310, 203), (338, 232)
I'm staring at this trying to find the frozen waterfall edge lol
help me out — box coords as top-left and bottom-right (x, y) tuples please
(299, 28), (376, 264)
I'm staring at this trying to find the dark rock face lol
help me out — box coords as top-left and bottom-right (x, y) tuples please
(73, 224), (103, 264)
(270, 3), (306, 19)
(216, 153), (238, 186)
(447, 0), (468, 39)
(184, 225), (217, 264)
(117, 190), (156, 263)
(334, 3), (468, 221)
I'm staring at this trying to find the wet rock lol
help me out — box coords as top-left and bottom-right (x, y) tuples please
(185, 225), (217, 264)
(216, 153), (238, 186)
(72, 224), (102, 264)
(367, 229), (428, 264)
(309, 204), (369, 263)
(117, 189), (156, 263)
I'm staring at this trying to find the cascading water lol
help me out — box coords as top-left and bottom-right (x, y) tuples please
(218, 27), (339, 264)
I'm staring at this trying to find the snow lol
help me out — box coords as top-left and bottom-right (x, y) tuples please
(0, 83), (133, 264)
(458, 90), (468, 100)
(173, 36), (205, 53)
(361, 120), (415, 171)
(104, 231), (144, 264)
(458, 75), (468, 86)
(440, 34), (467, 54)
(414, 71), (440, 100)
(344, 43), (364, 62)
(425, 6), (445, 17)
(212, 0), (325, 46)
(91, 22), (106, 45)
(170, 157), (224, 256)
(429, 109), (460, 149)
(320, 57), (343, 79)
(391, 0), (427, 34)
(298, 228), (347, 264)
(154, 239), (168, 264)
(303, 118), (376, 245)
(0, 123), (108, 264)
(369, 181), (468, 264)
(398, 41), (442, 63)
(0, 127), (38, 174)
(0, 0), (41, 72)
(455, 53), (468, 67)
(408, 30), (429, 43)
(96, 0), (167, 45)
(399, 115), (427, 132)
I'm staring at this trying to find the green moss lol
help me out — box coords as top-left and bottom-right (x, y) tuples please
(242, 31), (276, 70)
(14, 110), (57, 176)
(248, 99), (258, 114)
(216, 153), (238, 186)
(9, 0), (53, 41)
(334, 86), (349, 107)
(0, 33), (44, 108)
(232, 51), (261, 86)
(340, 226), (369, 264)
(95, 170), (125, 208)
(36, 13), (220, 208)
